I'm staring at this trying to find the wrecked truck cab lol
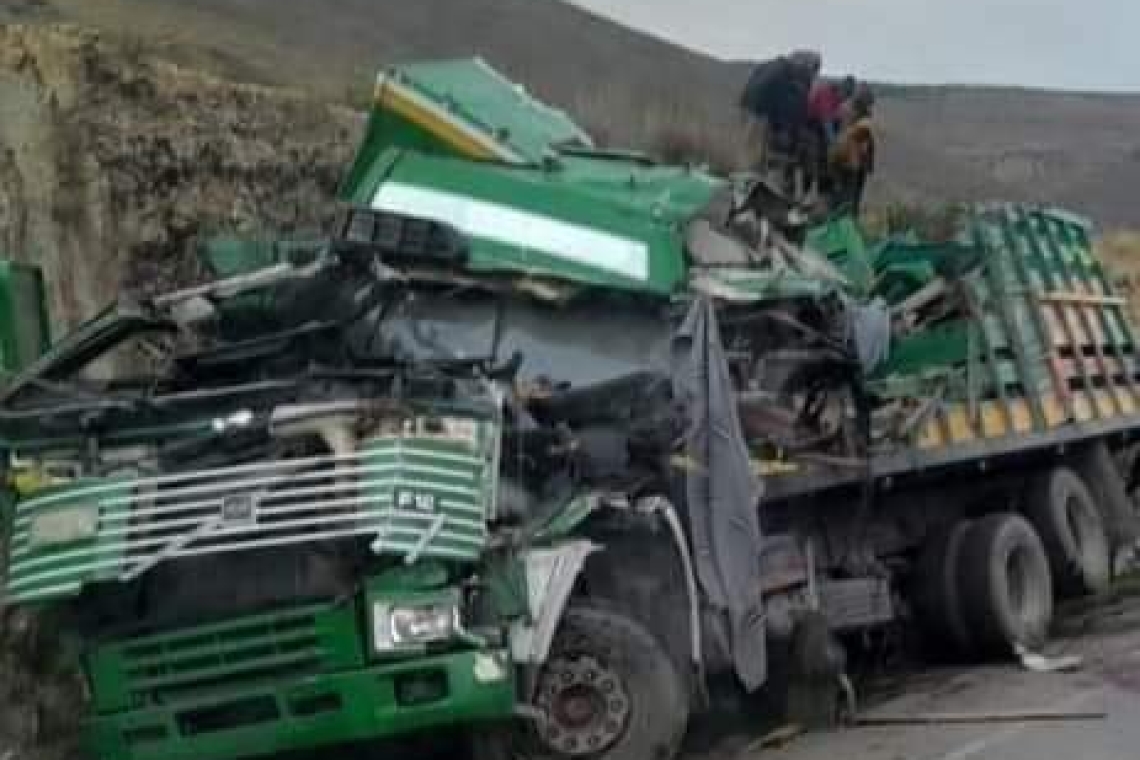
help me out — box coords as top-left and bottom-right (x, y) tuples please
(0, 204), (726, 760)
(2, 259), (519, 760)
(9, 209), (852, 759)
(0, 55), (873, 760)
(14, 54), (1137, 760)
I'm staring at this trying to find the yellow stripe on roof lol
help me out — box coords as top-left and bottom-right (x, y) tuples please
(376, 78), (517, 163)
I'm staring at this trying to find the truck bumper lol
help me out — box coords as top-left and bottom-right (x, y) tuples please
(86, 649), (515, 760)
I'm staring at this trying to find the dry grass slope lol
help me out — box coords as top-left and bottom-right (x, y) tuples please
(0, 24), (365, 760)
(1097, 231), (1140, 324)
(7, 0), (1140, 227)
(0, 22), (360, 322)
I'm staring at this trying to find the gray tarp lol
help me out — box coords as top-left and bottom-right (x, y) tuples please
(672, 298), (768, 690)
(847, 297), (891, 373)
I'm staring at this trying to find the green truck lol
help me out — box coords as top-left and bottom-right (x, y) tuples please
(3, 60), (1140, 760)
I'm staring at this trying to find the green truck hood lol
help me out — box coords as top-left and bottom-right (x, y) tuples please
(338, 57), (723, 295)
(204, 59), (846, 300)
(345, 146), (721, 295)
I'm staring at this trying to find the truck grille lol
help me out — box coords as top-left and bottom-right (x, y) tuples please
(87, 602), (363, 711)
(7, 435), (494, 602)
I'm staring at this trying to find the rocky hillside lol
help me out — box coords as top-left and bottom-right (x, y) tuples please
(0, 23), (362, 760)
(0, 606), (83, 760)
(0, 22), (360, 328)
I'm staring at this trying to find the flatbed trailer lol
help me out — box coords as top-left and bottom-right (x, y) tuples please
(750, 204), (1140, 689)
(767, 410), (1140, 501)
(769, 202), (1140, 500)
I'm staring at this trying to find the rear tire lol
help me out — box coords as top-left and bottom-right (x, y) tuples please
(472, 602), (689, 760)
(1024, 468), (1111, 597)
(784, 611), (848, 730)
(958, 513), (1053, 653)
(913, 521), (974, 657)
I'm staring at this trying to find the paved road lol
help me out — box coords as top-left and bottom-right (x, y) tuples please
(426, 590), (1140, 760)
(704, 591), (1140, 760)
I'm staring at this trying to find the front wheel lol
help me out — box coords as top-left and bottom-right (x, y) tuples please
(473, 602), (689, 760)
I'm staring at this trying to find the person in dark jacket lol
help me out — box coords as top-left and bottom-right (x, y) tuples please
(838, 82), (875, 130)
(739, 50), (822, 168)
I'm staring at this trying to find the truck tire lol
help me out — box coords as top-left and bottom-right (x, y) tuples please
(1025, 467), (1111, 597)
(913, 521), (974, 656)
(958, 513), (1053, 653)
(473, 602), (689, 760)
(784, 611), (848, 730)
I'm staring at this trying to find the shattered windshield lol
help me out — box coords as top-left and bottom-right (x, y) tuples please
(497, 298), (671, 387)
(3, 252), (675, 425)
(365, 289), (500, 367)
(352, 286), (672, 388)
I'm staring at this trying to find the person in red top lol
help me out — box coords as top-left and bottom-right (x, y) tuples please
(809, 75), (856, 143)
(804, 76), (855, 197)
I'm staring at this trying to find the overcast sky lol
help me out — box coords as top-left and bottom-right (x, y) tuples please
(568, 0), (1138, 92)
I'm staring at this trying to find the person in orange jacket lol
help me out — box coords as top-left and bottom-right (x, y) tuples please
(829, 85), (876, 215)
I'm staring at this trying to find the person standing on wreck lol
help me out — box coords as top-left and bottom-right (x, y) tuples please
(829, 84), (876, 216)
(809, 75), (857, 148)
(738, 50), (822, 195)
(807, 74), (857, 195)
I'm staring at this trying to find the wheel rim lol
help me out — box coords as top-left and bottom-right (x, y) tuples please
(1066, 496), (1086, 551)
(1065, 495), (1102, 557)
(1005, 543), (1047, 633)
(535, 654), (631, 756)
(1065, 493), (1112, 587)
(1006, 545), (1030, 615)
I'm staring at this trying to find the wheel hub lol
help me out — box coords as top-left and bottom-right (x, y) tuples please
(535, 654), (630, 756)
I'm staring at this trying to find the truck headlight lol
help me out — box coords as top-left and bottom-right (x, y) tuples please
(371, 601), (460, 652)
(29, 505), (99, 548)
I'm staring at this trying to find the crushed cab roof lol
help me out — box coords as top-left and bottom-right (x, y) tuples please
(343, 57), (593, 187)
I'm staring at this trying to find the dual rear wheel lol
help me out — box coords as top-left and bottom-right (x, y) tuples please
(1024, 467), (1112, 598)
(958, 513), (1054, 653)
(915, 466), (1112, 657)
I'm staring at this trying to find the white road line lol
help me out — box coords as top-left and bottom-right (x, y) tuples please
(930, 687), (1103, 760)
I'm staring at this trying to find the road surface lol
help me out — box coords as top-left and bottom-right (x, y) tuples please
(697, 588), (1140, 760)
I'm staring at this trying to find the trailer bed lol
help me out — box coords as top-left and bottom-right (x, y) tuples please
(765, 204), (1140, 501)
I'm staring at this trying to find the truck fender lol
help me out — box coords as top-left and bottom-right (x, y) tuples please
(510, 539), (599, 664)
(634, 497), (704, 672)
(511, 498), (704, 679)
